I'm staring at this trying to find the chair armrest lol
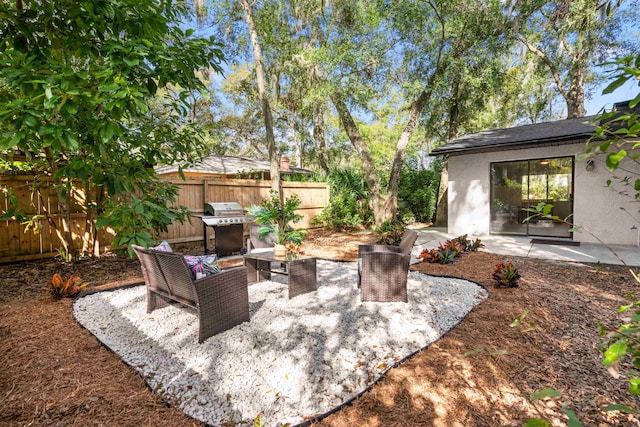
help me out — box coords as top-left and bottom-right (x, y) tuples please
(192, 265), (250, 341)
(358, 244), (401, 257)
(193, 266), (248, 312)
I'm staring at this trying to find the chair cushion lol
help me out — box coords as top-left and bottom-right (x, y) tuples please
(184, 254), (221, 277)
(152, 240), (173, 252)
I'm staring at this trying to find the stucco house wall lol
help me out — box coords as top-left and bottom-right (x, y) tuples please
(447, 141), (640, 246)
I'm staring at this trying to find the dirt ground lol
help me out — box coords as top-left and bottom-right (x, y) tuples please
(1, 228), (640, 426)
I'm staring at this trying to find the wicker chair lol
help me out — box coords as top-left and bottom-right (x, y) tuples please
(357, 229), (418, 302)
(132, 245), (250, 343)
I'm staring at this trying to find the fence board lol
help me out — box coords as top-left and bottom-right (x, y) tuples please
(0, 176), (328, 263)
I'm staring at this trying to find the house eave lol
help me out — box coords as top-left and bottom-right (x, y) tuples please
(430, 133), (593, 157)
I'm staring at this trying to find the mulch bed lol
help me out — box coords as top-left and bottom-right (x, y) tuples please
(1, 229), (639, 426)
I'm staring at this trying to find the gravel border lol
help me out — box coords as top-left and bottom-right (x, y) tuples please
(73, 260), (487, 426)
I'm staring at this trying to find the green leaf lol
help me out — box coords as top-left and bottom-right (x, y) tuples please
(606, 150), (627, 170)
(23, 115), (37, 127)
(123, 57), (140, 66)
(463, 348), (484, 357)
(603, 404), (638, 413)
(99, 83), (120, 92)
(603, 340), (627, 367)
(561, 408), (582, 427)
(629, 378), (640, 394)
(603, 75), (629, 94)
(530, 388), (561, 400)
(99, 124), (114, 142)
(63, 132), (78, 150)
(619, 304), (633, 313)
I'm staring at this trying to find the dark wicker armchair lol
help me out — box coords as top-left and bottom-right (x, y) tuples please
(357, 229), (418, 302)
(132, 245), (250, 343)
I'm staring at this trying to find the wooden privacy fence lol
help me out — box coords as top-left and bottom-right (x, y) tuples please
(0, 176), (328, 263)
(0, 175), (110, 263)
(160, 178), (329, 245)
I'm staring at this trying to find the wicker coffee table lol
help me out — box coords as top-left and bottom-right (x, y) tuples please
(243, 251), (317, 299)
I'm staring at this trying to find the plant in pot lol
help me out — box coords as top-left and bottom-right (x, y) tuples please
(248, 191), (306, 257)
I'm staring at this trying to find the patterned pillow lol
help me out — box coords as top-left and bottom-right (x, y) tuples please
(184, 254), (221, 278)
(152, 240), (173, 252)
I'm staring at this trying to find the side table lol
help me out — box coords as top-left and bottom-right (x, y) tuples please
(243, 251), (317, 299)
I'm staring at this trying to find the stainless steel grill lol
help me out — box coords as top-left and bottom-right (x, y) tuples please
(202, 202), (255, 226)
(200, 202), (255, 256)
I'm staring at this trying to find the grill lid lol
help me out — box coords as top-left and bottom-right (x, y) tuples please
(204, 202), (244, 216)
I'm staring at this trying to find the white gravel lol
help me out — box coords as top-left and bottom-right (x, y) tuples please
(73, 259), (487, 426)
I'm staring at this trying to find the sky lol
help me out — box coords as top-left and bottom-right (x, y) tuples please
(586, 78), (640, 115)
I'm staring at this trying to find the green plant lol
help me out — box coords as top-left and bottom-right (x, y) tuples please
(375, 220), (405, 245)
(45, 274), (89, 299)
(417, 243), (459, 265)
(417, 235), (482, 265)
(248, 191), (306, 245)
(436, 245), (460, 264)
(598, 301), (640, 403)
(314, 168), (373, 230)
(397, 162), (441, 223)
(452, 234), (484, 252)
(55, 245), (70, 262)
(492, 262), (521, 288)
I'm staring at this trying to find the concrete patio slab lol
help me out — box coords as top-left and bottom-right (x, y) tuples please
(409, 225), (640, 268)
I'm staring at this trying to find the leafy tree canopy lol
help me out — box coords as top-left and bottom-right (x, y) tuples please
(0, 0), (226, 255)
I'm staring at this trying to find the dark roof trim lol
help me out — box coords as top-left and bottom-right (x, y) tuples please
(430, 115), (597, 156)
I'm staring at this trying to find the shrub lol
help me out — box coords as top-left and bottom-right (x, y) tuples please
(375, 220), (406, 245)
(417, 243), (459, 264)
(248, 191), (305, 245)
(398, 162), (442, 223)
(314, 168), (373, 230)
(492, 263), (521, 288)
(452, 234), (484, 252)
(45, 274), (89, 299)
(417, 235), (482, 264)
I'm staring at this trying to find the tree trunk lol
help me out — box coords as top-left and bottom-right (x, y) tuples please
(433, 74), (461, 227)
(313, 103), (329, 173)
(43, 147), (76, 261)
(289, 114), (302, 168)
(382, 86), (432, 223)
(566, 63), (587, 118)
(82, 179), (93, 256)
(330, 92), (386, 224)
(240, 0), (282, 198)
(93, 185), (105, 256)
(448, 73), (460, 140)
(382, 68), (445, 224)
(434, 163), (448, 227)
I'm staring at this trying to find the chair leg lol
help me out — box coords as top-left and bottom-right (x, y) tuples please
(147, 290), (171, 313)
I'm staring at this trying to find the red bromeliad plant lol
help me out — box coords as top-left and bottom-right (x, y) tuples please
(418, 235), (483, 265)
(492, 263), (521, 288)
(46, 274), (90, 299)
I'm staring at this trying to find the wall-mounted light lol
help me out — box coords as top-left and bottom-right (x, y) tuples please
(540, 160), (549, 165)
(586, 159), (595, 171)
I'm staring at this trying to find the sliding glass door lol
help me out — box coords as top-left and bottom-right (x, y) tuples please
(490, 157), (573, 238)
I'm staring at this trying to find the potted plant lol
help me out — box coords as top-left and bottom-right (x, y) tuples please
(248, 191), (306, 257)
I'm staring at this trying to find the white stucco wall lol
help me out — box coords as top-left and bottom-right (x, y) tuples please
(446, 141), (640, 246)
